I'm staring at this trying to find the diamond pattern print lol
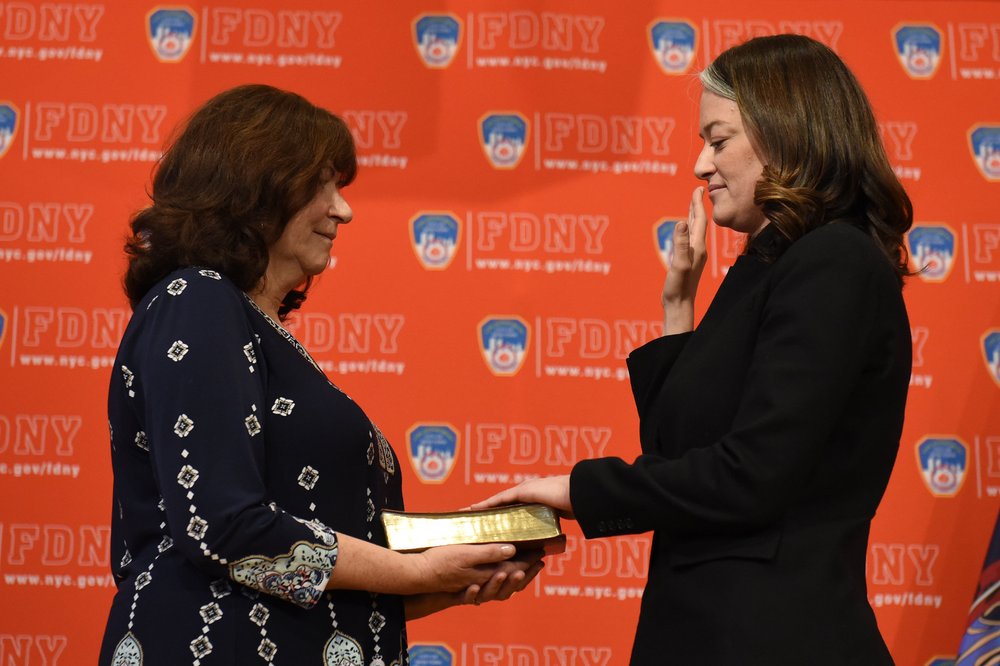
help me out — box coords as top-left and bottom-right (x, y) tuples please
(166, 278), (187, 296)
(298, 466), (319, 490)
(173, 414), (194, 438)
(271, 397), (295, 416)
(167, 340), (189, 362)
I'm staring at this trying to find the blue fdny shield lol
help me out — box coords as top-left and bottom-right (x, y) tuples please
(892, 25), (942, 79)
(983, 330), (1000, 388)
(147, 7), (196, 63)
(410, 212), (460, 270)
(406, 424), (458, 484)
(0, 103), (19, 159)
(478, 316), (529, 376)
(648, 21), (697, 75)
(654, 219), (680, 268)
(413, 14), (462, 68)
(479, 113), (529, 169)
(907, 225), (956, 282)
(409, 644), (454, 666)
(916, 437), (967, 497)
(970, 125), (1000, 182)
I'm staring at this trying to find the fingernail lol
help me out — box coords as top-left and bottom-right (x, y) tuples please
(500, 545), (515, 556)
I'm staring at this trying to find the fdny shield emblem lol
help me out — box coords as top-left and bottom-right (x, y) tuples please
(648, 20), (697, 75)
(0, 103), (19, 159)
(147, 7), (196, 63)
(654, 219), (680, 268)
(479, 113), (529, 169)
(983, 330), (1000, 388)
(413, 14), (462, 69)
(907, 224), (956, 282)
(411, 212), (460, 270)
(969, 125), (1000, 182)
(892, 24), (942, 79)
(407, 424), (458, 484)
(409, 643), (455, 665)
(916, 437), (967, 497)
(478, 317), (529, 376)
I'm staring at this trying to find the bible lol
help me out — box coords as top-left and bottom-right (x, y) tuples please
(380, 503), (566, 554)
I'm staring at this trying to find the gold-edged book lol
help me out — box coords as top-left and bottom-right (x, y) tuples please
(380, 503), (566, 555)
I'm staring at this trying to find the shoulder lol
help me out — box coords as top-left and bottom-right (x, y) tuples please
(777, 222), (895, 284)
(138, 267), (249, 323)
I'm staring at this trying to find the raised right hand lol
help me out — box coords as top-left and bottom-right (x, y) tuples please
(661, 186), (708, 334)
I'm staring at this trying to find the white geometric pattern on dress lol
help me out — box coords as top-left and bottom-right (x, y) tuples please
(134, 431), (149, 451)
(199, 602), (223, 624)
(157, 536), (173, 553)
(135, 571), (152, 590)
(271, 397), (295, 416)
(210, 579), (231, 599)
(298, 466), (319, 490)
(173, 414), (194, 438)
(245, 414), (262, 436)
(120, 548), (132, 569)
(198, 269), (222, 280)
(177, 464), (199, 488)
(190, 634), (213, 659)
(249, 603), (270, 627)
(323, 630), (364, 666)
(110, 631), (143, 666)
(121, 365), (134, 388)
(166, 278), (187, 295)
(186, 515), (208, 540)
(166, 340), (189, 362)
(258, 638), (278, 662)
(243, 342), (257, 365)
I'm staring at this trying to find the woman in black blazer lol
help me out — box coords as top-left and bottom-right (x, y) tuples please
(476, 34), (913, 664)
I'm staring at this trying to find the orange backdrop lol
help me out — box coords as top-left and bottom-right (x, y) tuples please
(1, 1), (998, 664)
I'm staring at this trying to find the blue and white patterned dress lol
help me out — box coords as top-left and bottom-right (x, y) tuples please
(100, 268), (407, 666)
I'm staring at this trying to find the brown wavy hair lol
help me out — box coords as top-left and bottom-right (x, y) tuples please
(123, 84), (357, 317)
(701, 34), (913, 283)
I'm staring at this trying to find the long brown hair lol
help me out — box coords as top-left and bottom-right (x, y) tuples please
(123, 84), (357, 316)
(701, 34), (913, 283)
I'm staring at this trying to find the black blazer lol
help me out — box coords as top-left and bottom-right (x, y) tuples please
(570, 223), (910, 664)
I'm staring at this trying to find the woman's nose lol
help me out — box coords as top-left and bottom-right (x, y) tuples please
(693, 145), (715, 180)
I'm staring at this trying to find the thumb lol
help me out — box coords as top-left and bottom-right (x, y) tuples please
(480, 543), (516, 563)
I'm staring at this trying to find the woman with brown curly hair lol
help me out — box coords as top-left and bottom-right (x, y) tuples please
(475, 34), (912, 663)
(101, 84), (540, 666)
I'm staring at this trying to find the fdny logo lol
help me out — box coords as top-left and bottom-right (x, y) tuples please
(0, 103), (19, 159)
(413, 14), (462, 68)
(892, 24), (942, 79)
(654, 219), (680, 268)
(411, 212), (460, 270)
(908, 224), (956, 282)
(969, 125), (1000, 182)
(478, 316), (529, 376)
(916, 437), (967, 497)
(648, 20), (697, 75)
(409, 643), (455, 666)
(407, 424), (458, 484)
(479, 113), (529, 169)
(983, 330), (1000, 388)
(147, 7), (196, 63)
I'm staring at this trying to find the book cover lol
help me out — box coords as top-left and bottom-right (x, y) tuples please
(380, 503), (566, 554)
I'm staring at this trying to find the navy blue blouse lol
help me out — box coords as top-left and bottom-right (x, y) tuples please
(100, 268), (407, 666)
